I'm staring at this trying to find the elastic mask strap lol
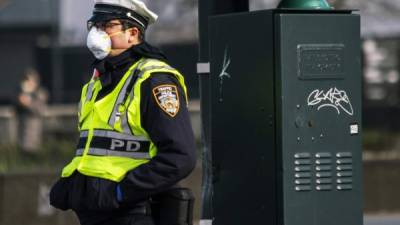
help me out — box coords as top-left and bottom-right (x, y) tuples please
(108, 30), (124, 38)
(108, 27), (134, 38)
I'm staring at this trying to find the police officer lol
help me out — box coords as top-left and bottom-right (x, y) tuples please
(50, 1), (196, 224)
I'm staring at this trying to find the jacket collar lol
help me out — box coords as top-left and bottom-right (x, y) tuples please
(93, 42), (167, 87)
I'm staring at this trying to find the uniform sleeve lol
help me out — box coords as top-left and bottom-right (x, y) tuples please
(119, 72), (197, 204)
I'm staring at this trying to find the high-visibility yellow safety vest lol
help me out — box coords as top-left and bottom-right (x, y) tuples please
(61, 58), (188, 182)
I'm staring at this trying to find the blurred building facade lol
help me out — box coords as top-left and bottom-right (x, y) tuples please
(0, 0), (199, 104)
(0, 0), (56, 104)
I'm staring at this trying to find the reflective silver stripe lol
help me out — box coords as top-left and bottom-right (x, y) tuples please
(119, 64), (176, 131)
(78, 101), (82, 114)
(80, 130), (89, 138)
(121, 112), (132, 134)
(124, 61), (146, 103)
(108, 74), (134, 127)
(76, 149), (84, 156)
(107, 59), (148, 128)
(86, 82), (95, 101)
(108, 59), (175, 130)
(87, 148), (151, 159)
(92, 130), (148, 141)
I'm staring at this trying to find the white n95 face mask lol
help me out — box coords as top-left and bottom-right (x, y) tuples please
(87, 27), (112, 60)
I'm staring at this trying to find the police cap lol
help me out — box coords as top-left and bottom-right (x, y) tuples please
(88, 0), (158, 30)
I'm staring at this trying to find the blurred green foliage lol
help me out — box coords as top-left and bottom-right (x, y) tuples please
(0, 138), (76, 173)
(0, 137), (202, 173)
(363, 129), (400, 152)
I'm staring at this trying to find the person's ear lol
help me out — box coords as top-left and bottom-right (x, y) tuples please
(128, 27), (140, 43)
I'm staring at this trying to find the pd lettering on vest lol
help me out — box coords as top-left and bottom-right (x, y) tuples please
(110, 139), (141, 152)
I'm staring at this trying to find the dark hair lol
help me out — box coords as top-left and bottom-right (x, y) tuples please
(120, 19), (145, 41)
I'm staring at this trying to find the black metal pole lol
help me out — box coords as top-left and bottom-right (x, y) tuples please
(198, 0), (249, 221)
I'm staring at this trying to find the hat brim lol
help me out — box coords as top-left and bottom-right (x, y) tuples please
(88, 13), (121, 23)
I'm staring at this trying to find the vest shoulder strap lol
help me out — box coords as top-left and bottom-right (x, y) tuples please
(107, 58), (168, 129)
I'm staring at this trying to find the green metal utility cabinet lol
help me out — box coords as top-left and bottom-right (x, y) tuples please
(209, 9), (362, 225)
